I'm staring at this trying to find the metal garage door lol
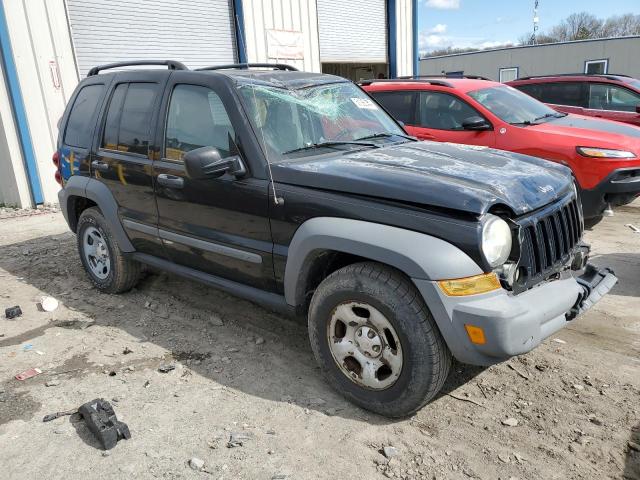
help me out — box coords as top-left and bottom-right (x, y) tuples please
(317, 0), (387, 63)
(65, 0), (237, 77)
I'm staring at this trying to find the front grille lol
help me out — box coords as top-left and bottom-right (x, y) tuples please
(514, 194), (583, 292)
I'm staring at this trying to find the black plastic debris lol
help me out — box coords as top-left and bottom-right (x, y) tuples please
(5, 306), (22, 319)
(158, 364), (176, 373)
(78, 398), (131, 450)
(43, 408), (77, 422)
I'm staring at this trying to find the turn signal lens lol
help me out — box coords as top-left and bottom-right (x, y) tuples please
(464, 324), (486, 345)
(52, 151), (60, 167)
(438, 272), (501, 296)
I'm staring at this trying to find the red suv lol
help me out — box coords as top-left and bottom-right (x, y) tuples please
(507, 74), (640, 127)
(362, 77), (640, 223)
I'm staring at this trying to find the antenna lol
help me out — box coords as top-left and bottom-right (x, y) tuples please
(531, 0), (540, 45)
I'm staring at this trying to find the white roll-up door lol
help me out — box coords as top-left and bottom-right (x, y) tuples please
(317, 0), (387, 63)
(65, 0), (237, 77)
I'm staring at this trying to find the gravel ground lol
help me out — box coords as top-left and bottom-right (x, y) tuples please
(0, 206), (638, 480)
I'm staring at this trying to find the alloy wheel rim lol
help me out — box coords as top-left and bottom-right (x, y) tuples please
(83, 226), (111, 280)
(327, 301), (403, 390)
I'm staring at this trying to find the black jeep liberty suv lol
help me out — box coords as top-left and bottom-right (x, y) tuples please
(55, 61), (617, 417)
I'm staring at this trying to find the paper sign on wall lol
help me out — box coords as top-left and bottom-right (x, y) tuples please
(266, 29), (304, 60)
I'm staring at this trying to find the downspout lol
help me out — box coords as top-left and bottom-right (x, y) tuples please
(0, 3), (43, 205)
(387, 0), (397, 78)
(233, 0), (248, 64)
(412, 0), (418, 76)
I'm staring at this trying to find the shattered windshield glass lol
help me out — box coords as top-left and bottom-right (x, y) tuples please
(238, 82), (407, 160)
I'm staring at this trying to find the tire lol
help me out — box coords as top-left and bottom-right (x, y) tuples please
(77, 207), (141, 293)
(308, 261), (451, 418)
(583, 215), (603, 229)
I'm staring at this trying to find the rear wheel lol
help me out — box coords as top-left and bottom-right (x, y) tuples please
(77, 207), (141, 293)
(308, 262), (451, 417)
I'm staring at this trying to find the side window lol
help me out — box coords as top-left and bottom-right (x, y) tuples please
(64, 84), (105, 148)
(589, 84), (640, 112)
(370, 91), (417, 125)
(165, 84), (235, 161)
(538, 82), (586, 107)
(101, 82), (158, 155)
(418, 91), (483, 131)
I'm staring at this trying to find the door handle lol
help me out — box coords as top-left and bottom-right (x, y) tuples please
(157, 173), (184, 189)
(91, 160), (110, 172)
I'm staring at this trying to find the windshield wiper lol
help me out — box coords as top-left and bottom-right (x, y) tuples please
(282, 140), (379, 155)
(355, 132), (416, 142)
(511, 112), (566, 126)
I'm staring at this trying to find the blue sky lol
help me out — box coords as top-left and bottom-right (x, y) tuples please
(418, 0), (640, 54)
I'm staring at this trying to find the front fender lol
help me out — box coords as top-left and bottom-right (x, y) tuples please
(283, 217), (483, 306)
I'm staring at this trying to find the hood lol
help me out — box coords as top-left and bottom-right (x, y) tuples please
(529, 114), (640, 151)
(271, 141), (573, 216)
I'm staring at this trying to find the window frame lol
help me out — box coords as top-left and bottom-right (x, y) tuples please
(416, 90), (490, 131)
(98, 81), (160, 159)
(162, 83), (237, 163)
(498, 67), (519, 83)
(584, 58), (608, 75)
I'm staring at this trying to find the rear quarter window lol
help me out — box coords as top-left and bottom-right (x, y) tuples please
(64, 84), (105, 148)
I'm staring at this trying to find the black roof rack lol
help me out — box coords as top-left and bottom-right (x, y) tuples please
(196, 63), (299, 72)
(87, 60), (188, 76)
(359, 78), (453, 88)
(399, 74), (492, 81)
(517, 73), (631, 81)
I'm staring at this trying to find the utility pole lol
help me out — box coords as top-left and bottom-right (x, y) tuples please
(531, 0), (540, 45)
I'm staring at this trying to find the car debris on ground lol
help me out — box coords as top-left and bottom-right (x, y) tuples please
(15, 368), (42, 381)
(77, 399), (131, 450)
(4, 305), (22, 319)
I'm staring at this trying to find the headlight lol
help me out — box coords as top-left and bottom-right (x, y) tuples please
(482, 214), (512, 268)
(576, 147), (636, 159)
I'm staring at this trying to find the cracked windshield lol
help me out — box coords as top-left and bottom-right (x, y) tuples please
(239, 82), (409, 160)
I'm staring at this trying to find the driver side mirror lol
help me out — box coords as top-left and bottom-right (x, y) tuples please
(184, 146), (246, 180)
(462, 116), (492, 131)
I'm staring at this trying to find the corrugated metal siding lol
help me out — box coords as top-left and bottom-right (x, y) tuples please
(66, 0), (237, 77)
(3, 0), (78, 205)
(317, 0), (387, 63)
(242, 0), (321, 72)
(395, 0), (413, 77)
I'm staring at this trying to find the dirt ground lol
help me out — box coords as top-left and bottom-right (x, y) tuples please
(0, 204), (638, 480)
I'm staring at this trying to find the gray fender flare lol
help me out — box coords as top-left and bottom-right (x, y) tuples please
(283, 217), (483, 306)
(58, 176), (135, 252)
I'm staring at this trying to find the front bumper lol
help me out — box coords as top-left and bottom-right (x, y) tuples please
(414, 264), (617, 366)
(580, 167), (640, 218)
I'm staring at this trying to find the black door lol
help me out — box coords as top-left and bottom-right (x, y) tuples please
(91, 71), (168, 256)
(152, 76), (275, 291)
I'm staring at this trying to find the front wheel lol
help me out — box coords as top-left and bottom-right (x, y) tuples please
(308, 262), (451, 417)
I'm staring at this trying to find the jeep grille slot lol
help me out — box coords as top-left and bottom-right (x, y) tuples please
(515, 195), (583, 293)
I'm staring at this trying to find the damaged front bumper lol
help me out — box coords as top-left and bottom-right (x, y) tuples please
(415, 264), (617, 366)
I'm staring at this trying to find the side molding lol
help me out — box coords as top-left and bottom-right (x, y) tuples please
(283, 217), (483, 306)
(58, 176), (135, 252)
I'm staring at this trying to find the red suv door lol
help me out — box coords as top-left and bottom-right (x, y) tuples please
(371, 89), (496, 146)
(584, 83), (640, 126)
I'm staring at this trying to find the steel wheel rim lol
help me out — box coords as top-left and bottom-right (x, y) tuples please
(83, 226), (111, 280)
(327, 301), (403, 390)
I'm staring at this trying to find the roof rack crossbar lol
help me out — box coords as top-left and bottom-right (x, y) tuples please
(358, 78), (453, 88)
(195, 63), (299, 72)
(517, 73), (631, 81)
(399, 74), (492, 81)
(87, 60), (188, 76)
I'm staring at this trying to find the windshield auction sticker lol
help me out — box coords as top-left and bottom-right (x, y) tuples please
(350, 97), (377, 110)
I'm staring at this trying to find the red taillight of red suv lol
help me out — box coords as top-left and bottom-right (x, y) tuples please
(52, 151), (62, 185)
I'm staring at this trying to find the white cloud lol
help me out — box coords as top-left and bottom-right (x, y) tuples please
(424, 0), (460, 10)
(429, 23), (448, 34)
(419, 31), (513, 54)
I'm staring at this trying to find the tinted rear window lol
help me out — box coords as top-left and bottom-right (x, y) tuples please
(101, 82), (159, 155)
(370, 91), (417, 125)
(538, 82), (586, 107)
(64, 84), (105, 148)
